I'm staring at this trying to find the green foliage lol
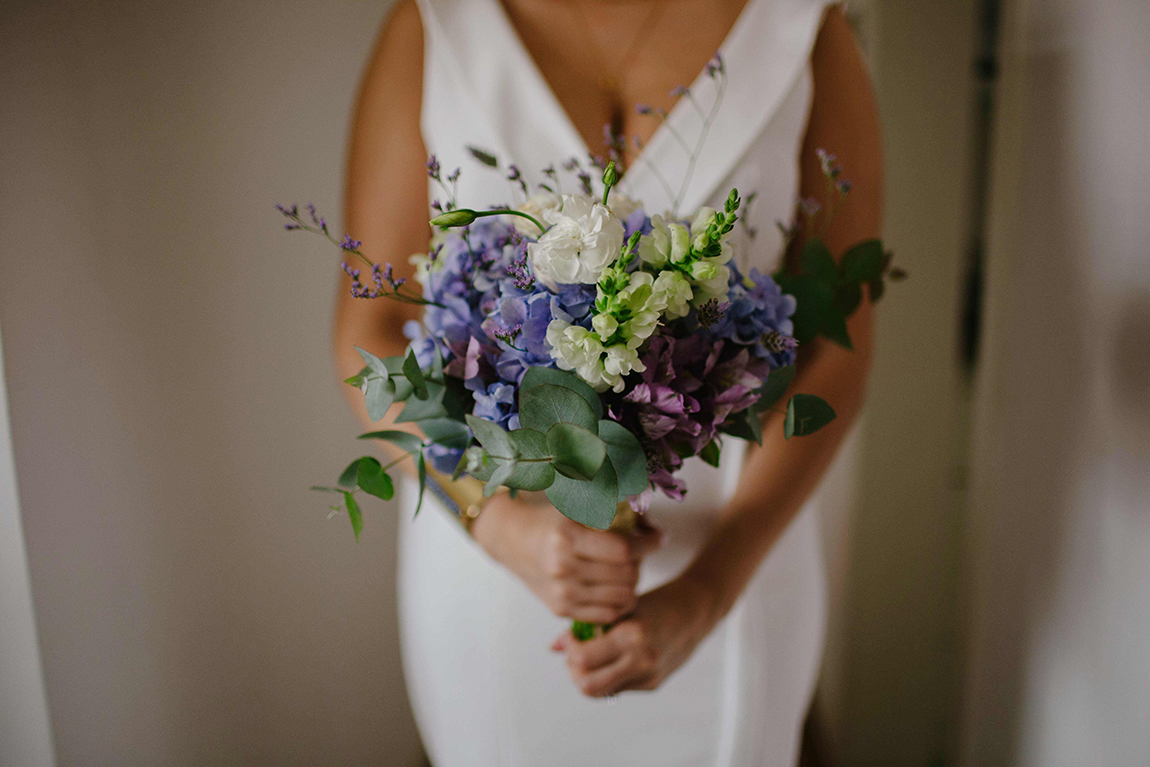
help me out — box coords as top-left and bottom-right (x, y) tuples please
(718, 406), (762, 446)
(465, 414), (515, 459)
(700, 439), (721, 468)
(356, 457), (395, 501)
(343, 491), (363, 542)
(784, 394), (837, 439)
(415, 452), (427, 516)
(754, 365), (797, 411)
(520, 367), (603, 419)
(355, 346), (388, 378)
(403, 349), (429, 400)
(337, 458), (362, 489)
(395, 380), (448, 422)
(418, 418), (472, 450)
(502, 429), (556, 491)
(800, 240), (838, 285)
(597, 419), (649, 499)
(840, 239), (885, 282)
(358, 429), (424, 455)
(547, 423), (606, 481)
(518, 384), (599, 434)
(466, 146), (499, 167)
(546, 456), (619, 530)
(571, 620), (597, 642)
(776, 273), (834, 345)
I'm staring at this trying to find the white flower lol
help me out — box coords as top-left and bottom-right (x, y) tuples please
(545, 319), (639, 393)
(691, 261), (731, 306)
(606, 192), (642, 221)
(512, 192), (561, 236)
(591, 313), (618, 341)
(689, 206), (719, 249)
(638, 215), (691, 269)
(528, 195), (624, 289)
(652, 270), (694, 319)
(603, 343), (645, 382)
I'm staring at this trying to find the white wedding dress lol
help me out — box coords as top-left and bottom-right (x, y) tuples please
(399, 0), (834, 764)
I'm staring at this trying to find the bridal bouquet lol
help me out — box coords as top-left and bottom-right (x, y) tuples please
(278, 58), (900, 573)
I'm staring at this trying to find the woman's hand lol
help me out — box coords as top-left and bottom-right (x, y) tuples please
(551, 574), (717, 697)
(471, 493), (662, 625)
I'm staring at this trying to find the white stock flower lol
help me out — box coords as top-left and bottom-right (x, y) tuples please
(545, 319), (640, 393)
(512, 192), (561, 236)
(689, 206), (719, 249)
(591, 313), (618, 341)
(638, 215), (691, 269)
(690, 259), (732, 306)
(652, 270), (694, 319)
(528, 195), (624, 289)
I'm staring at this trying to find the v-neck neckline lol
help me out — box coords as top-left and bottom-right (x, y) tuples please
(486, 0), (761, 211)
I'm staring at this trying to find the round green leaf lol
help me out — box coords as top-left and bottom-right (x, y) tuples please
(597, 419), (649, 498)
(521, 367), (603, 418)
(547, 423), (606, 481)
(356, 457), (395, 501)
(784, 394), (837, 439)
(519, 384), (598, 434)
(465, 414), (515, 459)
(545, 456), (618, 530)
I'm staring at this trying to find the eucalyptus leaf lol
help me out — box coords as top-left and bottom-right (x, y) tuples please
(355, 346), (389, 378)
(520, 367), (603, 419)
(484, 457), (517, 497)
(364, 377), (396, 422)
(465, 414), (515, 459)
(784, 394), (837, 439)
(343, 491), (363, 542)
(519, 384), (598, 434)
(343, 367), (369, 389)
(718, 407), (762, 446)
(501, 429), (556, 490)
(419, 418), (472, 450)
(834, 282), (863, 317)
(358, 429), (425, 455)
(868, 277), (886, 303)
(545, 456), (619, 530)
(840, 239), (885, 282)
(700, 439), (721, 468)
(338, 458), (363, 489)
(441, 376), (471, 421)
(754, 365), (797, 411)
(820, 306), (853, 350)
(547, 423), (606, 481)
(403, 349), (429, 400)
(396, 381), (447, 422)
(414, 452), (427, 517)
(776, 274), (834, 344)
(800, 239), (838, 285)
(597, 419), (649, 499)
(356, 457), (395, 501)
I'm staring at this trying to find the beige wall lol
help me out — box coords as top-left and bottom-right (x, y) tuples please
(1, 2), (418, 764)
(962, 0), (1150, 763)
(815, 1), (977, 764)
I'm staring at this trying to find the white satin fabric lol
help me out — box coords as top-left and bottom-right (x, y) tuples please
(399, 0), (833, 764)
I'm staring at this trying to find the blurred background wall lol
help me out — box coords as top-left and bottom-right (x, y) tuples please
(1, 1), (420, 764)
(2, 0), (1148, 765)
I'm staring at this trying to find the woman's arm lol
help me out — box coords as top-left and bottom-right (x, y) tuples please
(557, 7), (883, 696)
(336, 0), (657, 624)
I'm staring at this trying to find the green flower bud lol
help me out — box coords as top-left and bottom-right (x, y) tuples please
(602, 161), (618, 189)
(430, 209), (478, 228)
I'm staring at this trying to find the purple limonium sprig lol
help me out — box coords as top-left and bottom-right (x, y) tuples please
(563, 157), (595, 196)
(426, 154), (461, 209)
(276, 202), (442, 307)
(506, 164), (527, 197)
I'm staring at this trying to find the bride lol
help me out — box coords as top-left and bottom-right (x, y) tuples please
(334, 0), (880, 764)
